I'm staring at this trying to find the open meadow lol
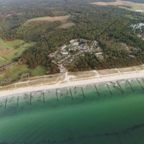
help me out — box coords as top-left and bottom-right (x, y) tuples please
(60, 22), (75, 29)
(0, 57), (6, 64)
(0, 64), (48, 84)
(32, 66), (47, 77)
(91, 1), (144, 12)
(24, 14), (71, 25)
(0, 38), (24, 49)
(5, 42), (36, 60)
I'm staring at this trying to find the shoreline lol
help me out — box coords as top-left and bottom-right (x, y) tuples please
(0, 71), (144, 98)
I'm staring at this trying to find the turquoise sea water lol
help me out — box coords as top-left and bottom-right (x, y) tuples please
(0, 78), (144, 143)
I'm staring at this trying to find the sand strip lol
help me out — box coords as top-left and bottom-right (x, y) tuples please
(0, 71), (144, 97)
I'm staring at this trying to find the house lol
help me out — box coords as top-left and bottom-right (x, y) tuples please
(48, 51), (57, 57)
(70, 39), (75, 43)
(58, 60), (62, 64)
(94, 40), (98, 44)
(129, 55), (135, 58)
(68, 44), (73, 47)
(96, 47), (100, 52)
(94, 52), (103, 58)
(69, 47), (77, 51)
(61, 50), (68, 55)
(94, 53), (99, 57)
(137, 35), (142, 38)
(57, 54), (61, 57)
(61, 44), (67, 50)
(81, 43), (87, 49)
(73, 42), (79, 46)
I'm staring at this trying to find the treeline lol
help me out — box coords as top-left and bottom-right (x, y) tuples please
(0, 0), (144, 73)
(68, 53), (144, 72)
(20, 47), (60, 74)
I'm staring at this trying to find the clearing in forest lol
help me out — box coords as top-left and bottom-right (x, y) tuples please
(91, 1), (144, 12)
(5, 42), (36, 60)
(24, 14), (71, 25)
(60, 22), (75, 29)
(32, 66), (47, 77)
(0, 38), (24, 49)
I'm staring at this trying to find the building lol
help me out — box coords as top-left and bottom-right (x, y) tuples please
(81, 43), (87, 49)
(129, 55), (135, 58)
(48, 51), (57, 57)
(73, 42), (79, 46)
(69, 47), (77, 51)
(70, 39), (75, 43)
(61, 44), (67, 50)
(61, 50), (68, 55)
(94, 52), (103, 58)
(94, 40), (98, 44)
(57, 54), (61, 57)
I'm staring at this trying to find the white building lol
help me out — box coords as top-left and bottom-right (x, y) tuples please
(73, 42), (79, 46)
(61, 50), (68, 55)
(70, 39), (75, 43)
(61, 44), (67, 50)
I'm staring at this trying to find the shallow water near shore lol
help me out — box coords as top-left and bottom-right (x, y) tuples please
(0, 78), (144, 143)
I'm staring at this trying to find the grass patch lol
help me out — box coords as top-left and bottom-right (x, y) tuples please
(0, 72), (6, 82)
(5, 42), (36, 60)
(24, 14), (71, 25)
(0, 38), (24, 49)
(9, 64), (31, 80)
(0, 57), (6, 63)
(32, 66), (47, 76)
(60, 22), (75, 29)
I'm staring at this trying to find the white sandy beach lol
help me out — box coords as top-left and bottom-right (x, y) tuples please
(0, 71), (144, 97)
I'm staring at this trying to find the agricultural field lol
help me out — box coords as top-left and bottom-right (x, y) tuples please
(91, 1), (144, 12)
(5, 42), (36, 60)
(0, 38), (24, 49)
(24, 14), (71, 25)
(32, 66), (47, 76)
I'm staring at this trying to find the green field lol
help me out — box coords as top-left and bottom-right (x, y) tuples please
(0, 38), (24, 49)
(32, 66), (47, 76)
(9, 64), (31, 80)
(5, 43), (36, 60)
(0, 72), (6, 81)
(0, 57), (6, 64)
(0, 64), (48, 82)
